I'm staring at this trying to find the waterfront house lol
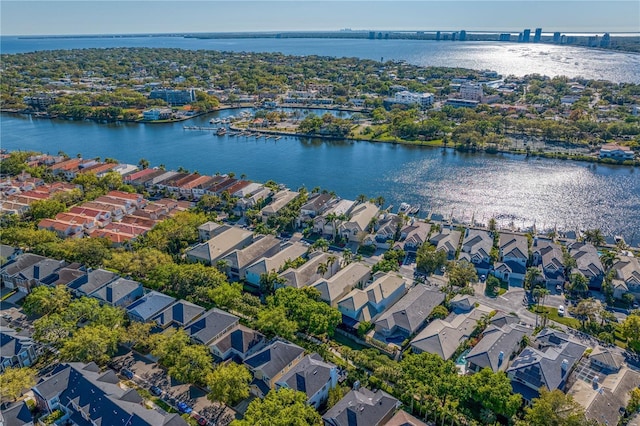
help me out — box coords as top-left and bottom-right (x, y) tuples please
(278, 252), (339, 290)
(126, 291), (176, 322)
(460, 229), (494, 274)
(300, 193), (334, 218)
(499, 232), (529, 267)
(67, 268), (118, 297)
(410, 304), (492, 360)
(244, 339), (305, 397)
(89, 277), (143, 308)
(235, 186), (272, 214)
(374, 284), (446, 338)
(218, 235), (282, 281)
(155, 172), (189, 192)
(322, 387), (400, 426)
(400, 220), (431, 252)
(611, 255), (640, 300)
(507, 328), (586, 402)
(245, 242), (308, 288)
(205, 177), (238, 196)
(260, 190), (299, 223)
(186, 226), (254, 266)
(183, 308), (239, 346)
(152, 300), (206, 330)
(338, 202), (380, 243)
(568, 242), (604, 290)
(313, 199), (356, 238)
(275, 353), (338, 408)
(337, 272), (407, 325)
(311, 262), (371, 307)
(429, 228), (462, 260)
(599, 143), (634, 160)
(125, 168), (163, 186)
(531, 238), (565, 285)
(31, 362), (188, 426)
(465, 320), (531, 373)
(1, 328), (38, 372)
(366, 213), (403, 249)
(209, 325), (266, 362)
(144, 170), (179, 189)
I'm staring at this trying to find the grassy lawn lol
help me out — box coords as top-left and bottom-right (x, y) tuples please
(530, 306), (580, 329)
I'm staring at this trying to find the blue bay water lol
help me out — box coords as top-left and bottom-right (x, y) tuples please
(2, 112), (639, 245)
(1, 36), (639, 83)
(1, 36), (640, 244)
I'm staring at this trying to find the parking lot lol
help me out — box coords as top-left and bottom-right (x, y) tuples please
(110, 350), (236, 426)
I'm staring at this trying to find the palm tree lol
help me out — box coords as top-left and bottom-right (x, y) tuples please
(374, 196), (385, 207)
(356, 194), (368, 203)
(533, 287), (550, 310)
(582, 228), (605, 247)
(524, 267), (543, 291)
(569, 273), (589, 297)
(316, 262), (329, 277)
(342, 248), (353, 266)
(138, 158), (150, 170)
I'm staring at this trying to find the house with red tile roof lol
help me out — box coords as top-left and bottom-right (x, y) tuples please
(38, 219), (84, 238)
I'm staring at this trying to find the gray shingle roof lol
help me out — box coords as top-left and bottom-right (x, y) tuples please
(323, 387), (398, 426)
(1, 254), (45, 277)
(507, 328), (586, 397)
(374, 285), (445, 336)
(0, 328), (35, 362)
(276, 353), (336, 400)
(67, 268), (118, 296)
(153, 300), (205, 329)
(32, 362), (187, 426)
(90, 277), (142, 306)
(126, 291), (176, 322)
(244, 340), (304, 379)
(0, 401), (33, 426)
(465, 323), (530, 372)
(184, 308), (239, 345)
(569, 242), (604, 283)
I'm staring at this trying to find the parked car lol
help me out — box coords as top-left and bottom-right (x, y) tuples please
(149, 386), (162, 396)
(177, 402), (192, 414)
(558, 305), (565, 316)
(121, 368), (134, 380)
(191, 413), (208, 426)
(480, 274), (486, 282)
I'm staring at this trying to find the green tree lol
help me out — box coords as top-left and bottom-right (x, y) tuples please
(0, 367), (36, 401)
(29, 199), (67, 221)
(59, 325), (120, 365)
(327, 386), (344, 409)
(570, 298), (600, 329)
(120, 321), (153, 351)
(206, 282), (243, 311)
(522, 388), (595, 426)
(429, 305), (449, 320)
(104, 248), (172, 280)
(582, 229), (605, 247)
(524, 267), (543, 291)
(621, 313), (640, 351)
(447, 260), (478, 287)
(149, 328), (191, 367)
(169, 344), (213, 385)
(259, 270), (286, 295)
(569, 273), (589, 297)
(269, 287), (342, 337)
(206, 363), (252, 406)
(232, 388), (322, 426)
(255, 306), (298, 339)
(416, 243), (447, 274)
(33, 313), (75, 345)
(23, 285), (71, 316)
(468, 368), (521, 419)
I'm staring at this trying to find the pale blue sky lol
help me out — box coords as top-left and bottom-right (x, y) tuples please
(2, 1), (638, 36)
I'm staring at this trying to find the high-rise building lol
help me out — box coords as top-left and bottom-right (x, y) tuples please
(436, 31), (441, 41)
(553, 32), (561, 43)
(522, 29), (531, 43)
(499, 33), (512, 42)
(533, 28), (542, 42)
(451, 32), (457, 41)
(459, 30), (467, 41)
(600, 33), (611, 47)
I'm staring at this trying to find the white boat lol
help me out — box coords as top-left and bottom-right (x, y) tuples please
(409, 204), (421, 215)
(398, 202), (411, 214)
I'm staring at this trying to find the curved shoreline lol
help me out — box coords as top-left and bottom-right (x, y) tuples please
(3, 107), (637, 167)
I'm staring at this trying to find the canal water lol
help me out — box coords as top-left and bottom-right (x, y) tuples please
(2, 110), (639, 244)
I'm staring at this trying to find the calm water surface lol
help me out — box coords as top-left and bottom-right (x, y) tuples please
(1, 36), (639, 83)
(2, 112), (639, 244)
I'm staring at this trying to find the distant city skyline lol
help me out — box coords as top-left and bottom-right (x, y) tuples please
(1, 1), (639, 36)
